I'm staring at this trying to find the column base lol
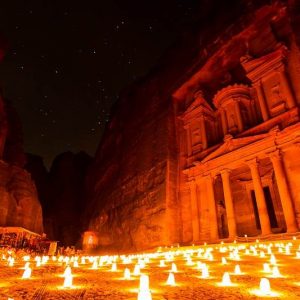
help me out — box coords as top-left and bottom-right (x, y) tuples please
(260, 230), (272, 236)
(286, 226), (299, 233)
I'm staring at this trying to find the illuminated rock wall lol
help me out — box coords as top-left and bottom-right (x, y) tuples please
(85, 1), (300, 250)
(175, 2), (300, 243)
(85, 88), (180, 250)
(0, 96), (43, 234)
(0, 161), (43, 233)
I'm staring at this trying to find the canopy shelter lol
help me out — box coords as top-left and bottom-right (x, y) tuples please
(0, 226), (41, 249)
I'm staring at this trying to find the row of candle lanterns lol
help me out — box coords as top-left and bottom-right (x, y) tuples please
(2, 238), (300, 299)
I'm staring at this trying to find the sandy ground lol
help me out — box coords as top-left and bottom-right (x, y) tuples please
(0, 239), (300, 299)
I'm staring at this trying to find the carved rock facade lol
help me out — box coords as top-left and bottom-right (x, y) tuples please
(86, 1), (300, 250)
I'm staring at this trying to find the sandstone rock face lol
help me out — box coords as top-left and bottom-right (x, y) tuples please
(0, 33), (44, 235)
(0, 161), (43, 233)
(84, 2), (249, 251)
(83, 65), (186, 250)
(26, 152), (92, 246)
(84, 0), (300, 251)
(0, 96), (44, 234)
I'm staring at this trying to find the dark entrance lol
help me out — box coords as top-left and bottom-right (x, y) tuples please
(251, 190), (261, 230)
(251, 186), (278, 230)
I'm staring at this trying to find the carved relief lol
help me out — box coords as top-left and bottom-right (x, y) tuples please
(182, 91), (216, 157)
(242, 46), (296, 119)
(213, 84), (255, 135)
(263, 73), (286, 116)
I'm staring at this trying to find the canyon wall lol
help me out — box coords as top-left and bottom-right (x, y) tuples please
(26, 152), (92, 246)
(83, 0), (257, 250)
(0, 97), (43, 234)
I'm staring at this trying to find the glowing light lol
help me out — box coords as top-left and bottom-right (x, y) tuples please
(234, 265), (241, 275)
(133, 264), (140, 276)
(271, 266), (281, 278)
(221, 257), (227, 265)
(111, 262), (117, 272)
(124, 268), (131, 280)
(91, 260), (98, 269)
(23, 255), (30, 261)
(221, 272), (231, 286)
(139, 261), (146, 269)
(23, 262), (30, 270)
(263, 263), (271, 273)
(270, 254), (276, 265)
(259, 278), (271, 295)
(171, 263), (177, 273)
(200, 264), (209, 278)
(22, 267), (32, 279)
(42, 256), (49, 264)
(196, 262), (203, 270)
(166, 272), (176, 286)
(186, 257), (193, 266)
(208, 253), (214, 261)
(63, 273), (73, 288)
(159, 260), (165, 267)
(63, 266), (72, 277)
(8, 257), (14, 267)
(137, 274), (152, 300)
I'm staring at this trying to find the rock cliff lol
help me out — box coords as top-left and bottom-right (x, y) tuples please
(26, 151), (92, 246)
(0, 97), (43, 234)
(0, 33), (44, 234)
(84, 0), (299, 251)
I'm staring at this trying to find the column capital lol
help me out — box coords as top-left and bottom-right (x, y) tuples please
(267, 149), (282, 162)
(188, 178), (196, 187)
(245, 157), (259, 168)
(220, 168), (232, 176)
(203, 173), (217, 182)
(188, 180), (197, 195)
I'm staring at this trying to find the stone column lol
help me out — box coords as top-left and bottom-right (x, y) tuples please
(184, 125), (192, 157)
(189, 180), (200, 242)
(247, 158), (272, 235)
(220, 109), (228, 136)
(278, 70), (296, 109)
(234, 101), (243, 132)
(269, 150), (298, 232)
(220, 169), (237, 239)
(200, 117), (208, 150)
(205, 174), (219, 241)
(254, 82), (269, 121)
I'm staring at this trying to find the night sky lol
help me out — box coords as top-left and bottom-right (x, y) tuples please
(0, 0), (221, 167)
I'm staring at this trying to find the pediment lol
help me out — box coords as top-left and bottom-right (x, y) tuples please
(201, 133), (269, 163)
(184, 97), (213, 117)
(241, 46), (287, 75)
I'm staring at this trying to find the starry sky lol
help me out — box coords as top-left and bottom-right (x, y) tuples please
(0, 0), (229, 167)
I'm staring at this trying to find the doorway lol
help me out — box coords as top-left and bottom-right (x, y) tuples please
(250, 186), (278, 230)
